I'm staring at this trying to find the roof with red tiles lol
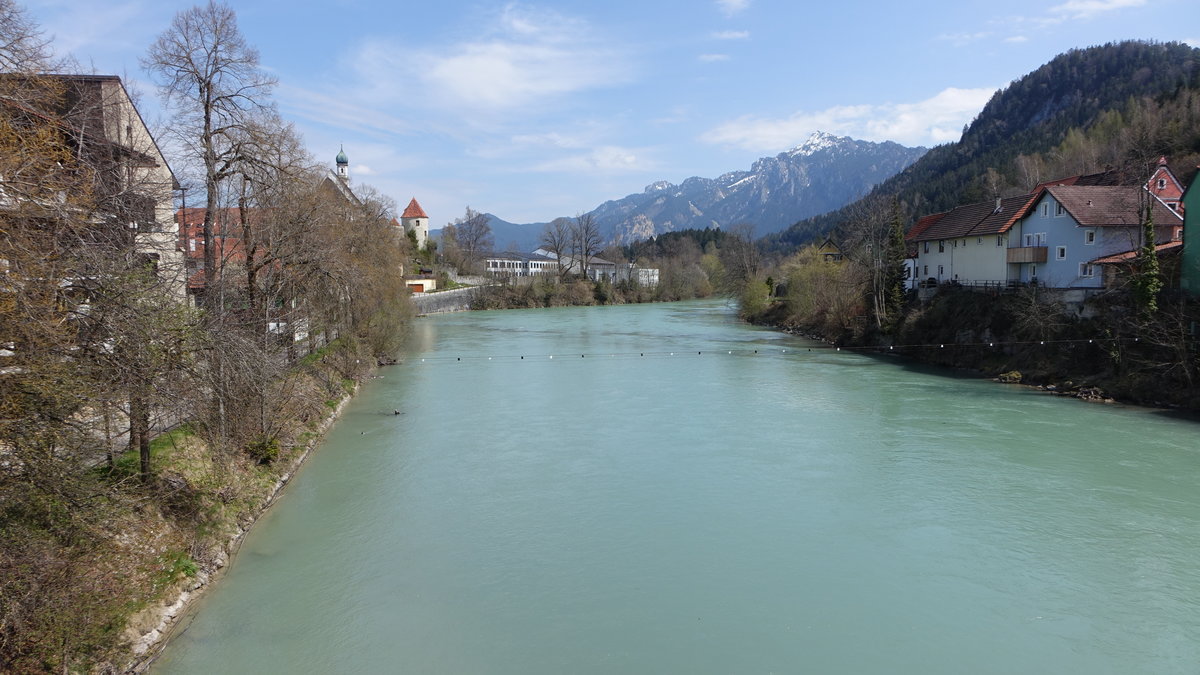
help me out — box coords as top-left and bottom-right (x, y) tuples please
(1032, 185), (1183, 227)
(905, 212), (946, 241)
(909, 193), (1038, 242)
(1091, 240), (1183, 265)
(402, 198), (428, 219)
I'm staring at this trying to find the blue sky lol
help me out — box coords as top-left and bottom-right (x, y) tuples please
(24, 0), (1199, 228)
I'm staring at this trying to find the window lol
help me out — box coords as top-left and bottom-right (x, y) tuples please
(938, 241), (945, 253)
(923, 241), (929, 254)
(1056, 246), (1066, 260)
(923, 265), (928, 275)
(952, 239), (957, 248)
(937, 265), (943, 276)
(1157, 178), (1167, 190)
(996, 236), (1004, 247)
(1079, 263), (1095, 278)
(977, 237), (982, 245)
(1055, 203), (1066, 217)
(1041, 204), (1048, 217)
(1030, 264), (1037, 278)
(1175, 227), (1183, 241)
(1084, 230), (1096, 245)
(1024, 233), (1034, 247)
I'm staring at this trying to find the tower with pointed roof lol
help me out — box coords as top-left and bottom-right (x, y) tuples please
(401, 197), (430, 250)
(335, 145), (349, 181)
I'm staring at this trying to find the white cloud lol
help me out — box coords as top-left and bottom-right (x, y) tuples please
(1185, 38), (1200, 48)
(715, 0), (751, 17)
(510, 132), (589, 149)
(1004, 35), (1030, 43)
(712, 30), (750, 40)
(278, 83), (418, 139)
(33, 0), (154, 60)
(701, 86), (996, 150)
(532, 146), (653, 173)
(937, 32), (991, 47)
(1048, 0), (1147, 19)
(698, 53), (730, 62)
(346, 5), (633, 117)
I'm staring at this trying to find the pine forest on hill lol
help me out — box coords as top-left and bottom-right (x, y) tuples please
(766, 41), (1200, 253)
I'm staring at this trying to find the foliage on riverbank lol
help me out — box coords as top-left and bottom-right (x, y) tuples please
(0, 335), (385, 673)
(747, 275), (1200, 410)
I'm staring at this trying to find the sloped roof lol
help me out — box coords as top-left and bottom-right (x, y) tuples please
(909, 193), (1036, 242)
(402, 198), (428, 219)
(1036, 185), (1182, 227)
(1091, 240), (1183, 265)
(905, 212), (946, 241)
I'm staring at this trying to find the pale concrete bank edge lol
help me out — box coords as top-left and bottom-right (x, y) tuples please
(123, 389), (359, 674)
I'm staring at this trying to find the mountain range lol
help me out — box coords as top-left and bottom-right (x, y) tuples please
(462, 132), (927, 251)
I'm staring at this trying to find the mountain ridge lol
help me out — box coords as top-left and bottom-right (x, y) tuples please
(451, 132), (926, 251)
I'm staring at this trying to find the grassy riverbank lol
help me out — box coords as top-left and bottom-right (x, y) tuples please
(0, 338), (375, 673)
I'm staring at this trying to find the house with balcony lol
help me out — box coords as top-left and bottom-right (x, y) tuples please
(1007, 185), (1182, 288)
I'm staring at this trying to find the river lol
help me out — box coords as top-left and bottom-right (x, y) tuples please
(152, 299), (1200, 674)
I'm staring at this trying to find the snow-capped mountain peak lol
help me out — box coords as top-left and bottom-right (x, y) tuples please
(789, 131), (841, 157)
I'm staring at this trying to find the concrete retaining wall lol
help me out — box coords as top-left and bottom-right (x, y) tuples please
(411, 287), (483, 315)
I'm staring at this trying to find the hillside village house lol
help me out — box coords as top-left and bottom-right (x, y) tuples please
(1, 74), (184, 300)
(909, 164), (1185, 291)
(1007, 185), (1181, 288)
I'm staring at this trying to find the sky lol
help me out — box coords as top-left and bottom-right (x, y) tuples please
(22, 0), (1200, 228)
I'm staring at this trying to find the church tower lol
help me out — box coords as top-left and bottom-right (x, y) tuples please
(401, 197), (429, 250)
(335, 145), (349, 181)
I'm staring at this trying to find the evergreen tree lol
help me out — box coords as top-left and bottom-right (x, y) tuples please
(1132, 199), (1162, 314)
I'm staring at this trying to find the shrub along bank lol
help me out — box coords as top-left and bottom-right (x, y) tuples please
(748, 285), (1200, 411)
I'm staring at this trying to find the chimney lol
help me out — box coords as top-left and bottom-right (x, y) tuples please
(994, 196), (1002, 213)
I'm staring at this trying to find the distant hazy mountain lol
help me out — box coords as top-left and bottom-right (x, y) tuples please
(434, 132), (926, 251)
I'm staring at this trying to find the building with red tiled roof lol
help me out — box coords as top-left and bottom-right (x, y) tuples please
(1007, 185), (1182, 288)
(909, 193), (1039, 286)
(909, 163), (1188, 290)
(401, 197), (430, 249)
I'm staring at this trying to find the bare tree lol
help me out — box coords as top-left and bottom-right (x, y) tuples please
(571, 212), (603, 278)
(541, 216), (572, 279)
(0, 0), (55, 73)
(452, 206), (493, 274)
(719, 222), (761, 291)
(143, 0), (277, 307)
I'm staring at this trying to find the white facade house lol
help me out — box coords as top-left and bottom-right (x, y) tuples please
(909, 195), (1029, 287)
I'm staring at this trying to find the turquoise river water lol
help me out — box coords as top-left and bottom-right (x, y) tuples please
(152, 300), (1200, 674)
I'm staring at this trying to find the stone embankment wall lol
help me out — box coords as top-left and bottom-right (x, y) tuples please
(411, 286), (484, 315)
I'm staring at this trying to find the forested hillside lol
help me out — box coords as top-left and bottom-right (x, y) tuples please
(767, 41), (1200, 251)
